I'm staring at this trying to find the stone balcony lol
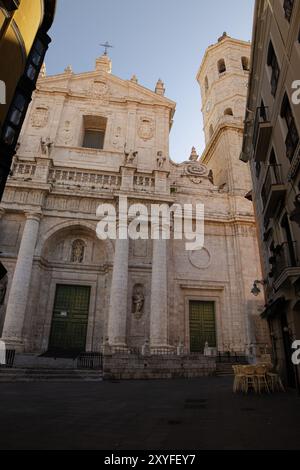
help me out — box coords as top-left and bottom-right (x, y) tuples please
(8, 157), (170, 197)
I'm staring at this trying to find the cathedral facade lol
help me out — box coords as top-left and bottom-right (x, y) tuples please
(0, 34), (268, 367)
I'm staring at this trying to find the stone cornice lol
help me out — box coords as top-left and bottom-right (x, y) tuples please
(200, 121), (244, 165)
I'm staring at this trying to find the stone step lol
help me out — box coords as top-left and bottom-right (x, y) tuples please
(215, 362), (248, 376)
(0, 368), (103, 382)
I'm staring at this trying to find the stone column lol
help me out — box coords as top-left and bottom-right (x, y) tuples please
(1, 212), (41, 350)
(150, 225), (169, 349)
(107, 221), (129, 348)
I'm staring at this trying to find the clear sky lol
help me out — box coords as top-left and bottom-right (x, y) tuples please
(46, 0), (255, 162)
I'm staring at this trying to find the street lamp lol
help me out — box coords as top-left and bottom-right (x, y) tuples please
(251, 279), (266, 296)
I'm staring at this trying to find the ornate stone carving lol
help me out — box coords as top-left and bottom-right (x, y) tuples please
(40, 137), (53, 157)
(57, 120), (73, 145)
(183, 160), (209, 184)
(156, 151), (166, 168)
(31, 106), (49, 128)
(132, 284), (145, 319)
(71, 239), (85, 263)
(90, 79), (109, 99)
(138, 117), (154, 141)
(124, 144), (138, 165)
(189, 146), (199, 162)
(112, 126), (123, 149)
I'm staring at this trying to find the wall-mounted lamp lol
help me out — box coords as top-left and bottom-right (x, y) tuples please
(251, 279), (266, 296)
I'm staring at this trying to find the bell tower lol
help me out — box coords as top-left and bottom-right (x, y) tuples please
(196, 33), (252, 194)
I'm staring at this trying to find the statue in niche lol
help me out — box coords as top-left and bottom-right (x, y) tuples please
(132, 284), (145, 318)
(124, 144), (138, 165)
(71, 239), (85, 263)
(40, 137), (53, 157)
(156, 151), (166, 168)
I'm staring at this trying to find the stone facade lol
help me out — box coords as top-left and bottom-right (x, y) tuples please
(0, 37), (269, 366)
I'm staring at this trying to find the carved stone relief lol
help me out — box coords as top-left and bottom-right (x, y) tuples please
(31, 106), (49, 128)
(57, 120), (74, 145)
(138, 117), (154, 141)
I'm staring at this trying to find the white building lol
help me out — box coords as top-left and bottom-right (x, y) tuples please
(0, 34), (269, 376)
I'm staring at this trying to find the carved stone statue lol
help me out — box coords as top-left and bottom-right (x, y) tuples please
(71, 239), (85, 263)
(189, 146), (199, 162)
(156, 151), (166, 168)
(141, 339), (150, 356)
(40, 137), (53, 157)
(132, 285), (144, 318)
(124, 144), (138, 165)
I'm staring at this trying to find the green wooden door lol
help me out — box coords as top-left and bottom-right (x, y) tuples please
(189, 301), (216, 353)
(48, 285), (90, 353)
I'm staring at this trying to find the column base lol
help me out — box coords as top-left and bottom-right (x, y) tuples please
(0, 336), (25, 353)
(150, 344), (174, 353)
(109, 342), (129, 354)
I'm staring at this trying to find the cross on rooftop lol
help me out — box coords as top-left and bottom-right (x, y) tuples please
(100, 41), (113, 55)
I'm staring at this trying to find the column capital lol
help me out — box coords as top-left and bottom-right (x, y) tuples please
(24, 211), (43, 222)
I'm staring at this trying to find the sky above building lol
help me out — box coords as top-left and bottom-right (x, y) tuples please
(47, 0), (254, 162)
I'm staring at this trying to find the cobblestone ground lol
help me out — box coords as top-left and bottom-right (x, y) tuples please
(0, 377), (300, 450)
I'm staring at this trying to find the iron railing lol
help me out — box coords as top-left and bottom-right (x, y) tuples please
(273, 241), (298, 280)
(216, 352), (248, 363)
(252, 106), (270, 151)
(283, 0), (294, 21)
(261, 164), (283, 206)
(77, 352), (103, 370)
(285, 125), (299, 162)
(0, 349), (15, 368)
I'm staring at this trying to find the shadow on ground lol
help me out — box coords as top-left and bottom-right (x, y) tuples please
(0, 376), (299, 450)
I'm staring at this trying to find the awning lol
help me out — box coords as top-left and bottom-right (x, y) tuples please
(261, 296), (287, 319)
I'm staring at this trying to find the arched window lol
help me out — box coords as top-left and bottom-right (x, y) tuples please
(217, 59), (226, 74)
(209, 125), (214, 138)
(71, 239), (85, 263)
(204, 76), (209, 94)
(224, 108), (233, 116)
(241, 56), (250, 71)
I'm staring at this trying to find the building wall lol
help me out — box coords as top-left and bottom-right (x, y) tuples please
(241, 0), (300, 386)
(0, 39), (268, 358)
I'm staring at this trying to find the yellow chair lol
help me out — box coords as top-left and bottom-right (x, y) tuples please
(254, 364), (270, 394)
(267, 371), (285, 392)
(243, 365), (257, 393)
(232, 365), (245, 393)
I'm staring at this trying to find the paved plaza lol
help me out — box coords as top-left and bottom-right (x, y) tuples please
(0, 377), (299, 450)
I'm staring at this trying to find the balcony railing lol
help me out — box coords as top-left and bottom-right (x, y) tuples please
(11, 161), (36, 179)
(273, 241), (298, 281)
(285, 124), (299, 162)
(283, 0), (294, 21)
(261, 164), (283, 206)
(252, 106), (272, 161)
(48, 168), (121, 191)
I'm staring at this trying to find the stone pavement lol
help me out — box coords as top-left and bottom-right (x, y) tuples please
(0, 377), (299, 450)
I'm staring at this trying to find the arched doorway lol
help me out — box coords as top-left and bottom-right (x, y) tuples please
(39, 223), (112, 356)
